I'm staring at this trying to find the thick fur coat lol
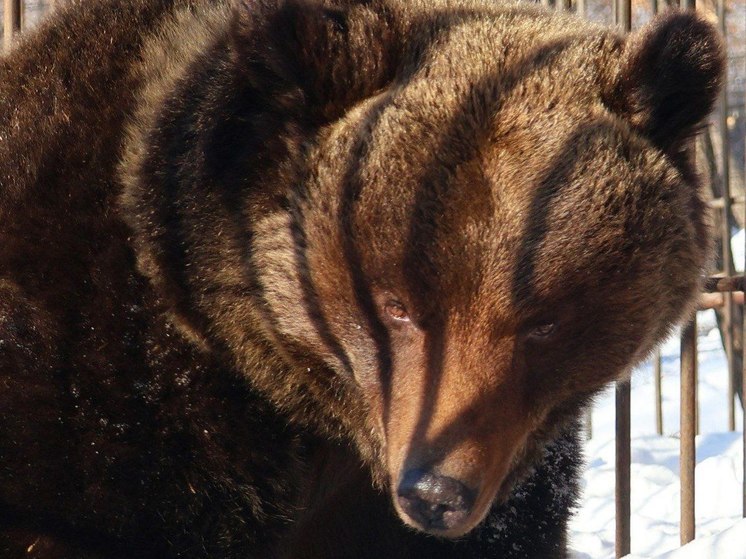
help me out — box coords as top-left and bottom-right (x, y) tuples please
(0, 0), (723, 557)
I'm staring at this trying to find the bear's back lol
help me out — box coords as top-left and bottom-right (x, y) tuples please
(0, 0), (225, 308)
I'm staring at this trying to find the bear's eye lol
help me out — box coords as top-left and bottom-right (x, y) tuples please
(528, 322), (556, 339)
(384, 300), (410, 322)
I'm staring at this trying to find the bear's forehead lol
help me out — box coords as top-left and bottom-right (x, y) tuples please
(307, 9), (691, 317)
(348, 20), (625, 232)
(342, 101), (679, 316)
(352, 98), (662, 244)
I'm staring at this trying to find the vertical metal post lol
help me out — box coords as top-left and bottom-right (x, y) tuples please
(3, 0), (22, 52)
(655, 350), (663, 435)
(617, 0), (631, 31)
(680, 318), (697, 545)
(615, 379), (631, 558)
(576, 0), (586, 18)
(716, 0), (736, 433)
(677, 1), (697, 547)
(614, 4), (632, 557)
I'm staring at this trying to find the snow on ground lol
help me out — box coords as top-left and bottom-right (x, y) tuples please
(569, 309), (745, 558)
(627, 518), (746, 559)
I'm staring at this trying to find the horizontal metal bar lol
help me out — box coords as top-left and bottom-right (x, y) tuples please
(699, 292), (745, 309)
(704, 276), (744, 293)
(709, 196), (746, 209)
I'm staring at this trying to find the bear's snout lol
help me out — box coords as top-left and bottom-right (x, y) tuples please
(396, 468), (476, 533)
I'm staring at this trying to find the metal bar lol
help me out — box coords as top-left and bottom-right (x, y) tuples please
(613, 5), (632, 555)
(576, 0), (586, 18)
(699, 292), (745, 310)
(703, 276), (744, 293)
(680, 318), (697, 545)
(715, 0), (736, 433)
(704, 133), (745, 411)
(3, 0), (22, 52)
(679, 5), (699, 540)
(617, 0), (631, 31)
(615, 379), (631, 558)
(708, 195), (746, 209)
(655, 350), (663, 435)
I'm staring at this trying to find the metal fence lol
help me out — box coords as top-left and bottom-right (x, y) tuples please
(2, 0), (745, 556)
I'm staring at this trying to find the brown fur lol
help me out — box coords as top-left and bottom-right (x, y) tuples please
(0, 0), (724, 556)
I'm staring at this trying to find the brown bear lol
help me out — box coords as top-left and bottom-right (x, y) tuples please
(0, 0), (724, 557)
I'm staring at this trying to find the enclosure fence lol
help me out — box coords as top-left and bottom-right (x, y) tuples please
(2, 0), (745, 557)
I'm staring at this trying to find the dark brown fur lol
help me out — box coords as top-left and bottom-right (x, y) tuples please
(0, 0), (724, 557)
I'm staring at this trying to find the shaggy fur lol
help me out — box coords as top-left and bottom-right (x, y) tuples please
(0, 0), (723, 557)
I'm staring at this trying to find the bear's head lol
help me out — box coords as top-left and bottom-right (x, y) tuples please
(122, 0), (724, 538)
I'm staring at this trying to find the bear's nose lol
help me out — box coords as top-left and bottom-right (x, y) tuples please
(396, 468), (476, 532)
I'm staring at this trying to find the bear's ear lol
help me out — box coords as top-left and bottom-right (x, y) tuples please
(230, 0), (400, 122)
(604, 11), (725, 151)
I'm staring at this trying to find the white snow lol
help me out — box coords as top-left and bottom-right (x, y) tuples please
(625, 519), (746, 559)
(569, 308), (746, 558)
